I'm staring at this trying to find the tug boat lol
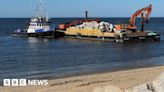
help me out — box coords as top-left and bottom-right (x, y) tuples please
(27, 17), (55, 37)
(13, 0), (56, 37)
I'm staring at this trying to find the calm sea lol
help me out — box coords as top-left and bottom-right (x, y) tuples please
(0, 18), (164, 82)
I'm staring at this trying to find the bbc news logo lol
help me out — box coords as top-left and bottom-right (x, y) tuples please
(3, 79), (48, 86)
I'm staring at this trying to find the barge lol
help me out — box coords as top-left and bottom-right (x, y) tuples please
(56, 5), (160, 42)
(56, 28), (160, 42)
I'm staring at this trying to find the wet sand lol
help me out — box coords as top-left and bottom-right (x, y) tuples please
(0, 66), (164, 92)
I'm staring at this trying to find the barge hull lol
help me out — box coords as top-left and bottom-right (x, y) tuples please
(63, 34), (160, 42)
(56, 29), (160, 42)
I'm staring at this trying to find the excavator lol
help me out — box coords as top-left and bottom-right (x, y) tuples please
(115, 4), (152, 32)
(58, 11), (101, 30)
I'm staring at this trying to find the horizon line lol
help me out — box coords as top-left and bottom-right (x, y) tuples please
(0, 17), (164, 18)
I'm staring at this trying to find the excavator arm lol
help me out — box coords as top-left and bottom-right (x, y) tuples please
(129, 4), (152, 30)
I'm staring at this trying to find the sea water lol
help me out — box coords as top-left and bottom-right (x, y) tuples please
(0, 18), (164, 82)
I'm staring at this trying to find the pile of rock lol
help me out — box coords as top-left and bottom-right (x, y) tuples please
(75, 21), (114, 32)
(93, 72), (164, 92)
(93, 86), (123, 92)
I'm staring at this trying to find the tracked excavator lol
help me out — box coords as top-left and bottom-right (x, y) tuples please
(115, 4), (152, 32)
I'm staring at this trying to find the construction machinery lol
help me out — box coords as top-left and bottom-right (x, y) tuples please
(115, 4), (152, 31)
(58, 11), (101, 30)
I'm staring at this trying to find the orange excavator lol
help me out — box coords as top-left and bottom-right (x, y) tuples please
(58, 11), (101, 30)
(115, 4), (152, 31)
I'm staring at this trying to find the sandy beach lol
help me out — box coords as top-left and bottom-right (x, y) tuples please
(1, 66), (164, 92)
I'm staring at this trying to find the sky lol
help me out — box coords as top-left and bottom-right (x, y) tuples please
(0, 0), (163, 18)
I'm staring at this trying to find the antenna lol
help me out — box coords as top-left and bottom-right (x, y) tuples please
(36, 0), (46, 18)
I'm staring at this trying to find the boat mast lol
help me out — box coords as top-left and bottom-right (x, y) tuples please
(36, 0), (45, 18)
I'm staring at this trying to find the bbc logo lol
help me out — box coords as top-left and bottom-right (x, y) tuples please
(3, 79), (27, 86)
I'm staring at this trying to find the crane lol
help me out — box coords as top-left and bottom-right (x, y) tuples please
(128, 4), (152, 31)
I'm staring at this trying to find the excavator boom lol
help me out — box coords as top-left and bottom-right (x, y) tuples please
(129, 4), (152, 29)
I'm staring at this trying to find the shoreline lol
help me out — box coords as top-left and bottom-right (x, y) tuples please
(0, 66), (164, 92)
(45, 65), (164, 80)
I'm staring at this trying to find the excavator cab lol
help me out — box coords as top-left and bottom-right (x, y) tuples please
(115, 23), (137, 32)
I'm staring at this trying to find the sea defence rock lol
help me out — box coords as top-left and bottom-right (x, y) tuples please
(92, 72), (164, 92)
(125, 72), (164, 92)
(124, 84), (153, 92)
(93, 85), (123, 92)
(75, 21), (114, 32)
(152, 72), (164, 92)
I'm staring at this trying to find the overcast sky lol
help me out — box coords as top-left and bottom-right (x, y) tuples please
(0, 0), (163, 18)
